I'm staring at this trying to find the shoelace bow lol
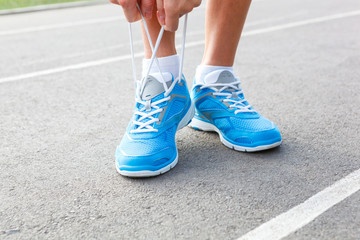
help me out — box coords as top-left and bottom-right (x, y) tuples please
(127, 5), (188, 133)
(200, 78), (256, 114)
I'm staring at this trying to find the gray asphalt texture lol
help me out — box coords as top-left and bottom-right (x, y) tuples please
(1, 0), (360, 239)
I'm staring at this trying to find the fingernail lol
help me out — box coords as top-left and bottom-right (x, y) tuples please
(159, 15), (165, 25)
(157, 11), (165, 25)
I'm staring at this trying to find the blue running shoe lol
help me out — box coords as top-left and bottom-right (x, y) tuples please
(189, 70), (281, 152)
(115, 72), (194, 177)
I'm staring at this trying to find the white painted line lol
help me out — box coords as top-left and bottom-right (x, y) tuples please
(0, 52), (143, 83)
(0, 16), (124, 36)
(1, 10), (360, 84)
(237, 168), (360, 240)
(0, 6), (203, 36)
(242, 10), (360, 36)
(26, 43), (131, 66)
(0, 0), (266, 36)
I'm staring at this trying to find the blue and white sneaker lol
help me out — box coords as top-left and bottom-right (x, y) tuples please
(189, 70), (281, 152)
(115, 72), (194, 177)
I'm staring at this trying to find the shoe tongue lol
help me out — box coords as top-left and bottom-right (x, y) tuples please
(140, 72), (173, 100)
(204, 70), (236, 84)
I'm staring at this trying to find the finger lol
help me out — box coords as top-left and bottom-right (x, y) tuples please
(156, 0), (165, 26)
(109, 0), (119, 5)
(140, 0), (154, 19)
(164, 12), (179, 32)
(194, 0), (201, 8)
(119, 0), (140, 22)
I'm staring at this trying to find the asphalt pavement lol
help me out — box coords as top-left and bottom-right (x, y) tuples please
(0, 0), (360, 239)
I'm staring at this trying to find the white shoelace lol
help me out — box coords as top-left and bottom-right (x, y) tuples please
(199, 78), (256, 114)
(127, 6), (188, 133)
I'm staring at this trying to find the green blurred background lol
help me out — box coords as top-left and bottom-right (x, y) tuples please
(0, 0), (90, 10)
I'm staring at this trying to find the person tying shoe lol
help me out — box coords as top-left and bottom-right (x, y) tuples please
(110, 0), (282, 177)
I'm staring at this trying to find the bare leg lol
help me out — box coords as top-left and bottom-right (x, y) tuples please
(141, 8), (176, 59)
(202, 0), (252, 66)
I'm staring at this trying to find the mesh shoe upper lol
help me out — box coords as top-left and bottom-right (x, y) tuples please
(116, 72), (191, 171)
(191, 70), (281, 147)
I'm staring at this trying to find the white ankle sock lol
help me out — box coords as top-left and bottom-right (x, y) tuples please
(142, 54), (180, 80)
(195, 65), (234, 84)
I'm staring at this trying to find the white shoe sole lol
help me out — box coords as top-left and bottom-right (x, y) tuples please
(116, 101), (195, 177)
(116, 154), (178, 177)
(189, 117), (281, 152)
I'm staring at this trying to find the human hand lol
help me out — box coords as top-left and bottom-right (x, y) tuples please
(156, 0), (201, 32)
(110, 0), (201, 32)
(109, 0), (155, 22)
